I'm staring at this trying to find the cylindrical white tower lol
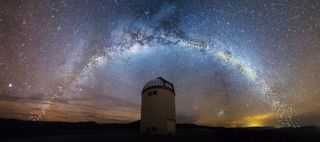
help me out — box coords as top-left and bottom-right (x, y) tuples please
(140, 77), (176, 134)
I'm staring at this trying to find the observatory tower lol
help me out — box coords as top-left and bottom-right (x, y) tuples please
(140, 77), (176, 134)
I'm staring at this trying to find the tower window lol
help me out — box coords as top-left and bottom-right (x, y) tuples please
(148, 91), (157, 96)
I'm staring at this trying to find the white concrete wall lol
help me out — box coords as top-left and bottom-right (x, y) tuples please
(140, 88), (175, 134)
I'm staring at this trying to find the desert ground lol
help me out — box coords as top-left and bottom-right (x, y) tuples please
(1, 118), (319, 142)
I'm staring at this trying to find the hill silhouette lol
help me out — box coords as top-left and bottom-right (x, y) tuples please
(0, 118), (319, 142)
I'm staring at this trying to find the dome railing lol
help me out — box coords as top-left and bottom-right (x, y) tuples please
(142, 77), (175, 95)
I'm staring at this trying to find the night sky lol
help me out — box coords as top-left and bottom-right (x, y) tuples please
(0, 0), (320, 127)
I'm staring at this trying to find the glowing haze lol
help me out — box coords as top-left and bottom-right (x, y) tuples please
(0, 0), (320, 127)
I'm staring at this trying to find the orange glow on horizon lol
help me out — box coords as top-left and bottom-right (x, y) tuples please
(243, 114), (272, 127)
(195, 113), (273, 127)
(246, 122), (263, 127)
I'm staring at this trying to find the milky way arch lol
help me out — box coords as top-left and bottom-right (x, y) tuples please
(31, 23), (298, 127)
(27, 1), (304, 127)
